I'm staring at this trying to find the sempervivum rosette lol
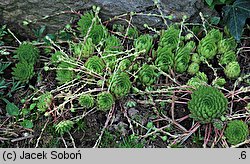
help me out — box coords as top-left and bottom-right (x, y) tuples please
(187, 62), (199, 75)
(84, 56), (105, 75)
(198, 35), (218, 60)
(12, 61), (34, 83)
(206, 29), (223, 42)
(16, 42), (39, 64)
(218, 37), (237, 54)
(134, 34), (153, 54)
(158, 26), (180, 50)
(56, 62), (75, 84)
(109, 72), (132, 98)
(224, 120), (249, 145)
(175, 44), (192, 73)
(77, 11), (107, 45)
(118, 59), (131, 71)
(102, 35), (123, 70)
(224, 61), (241, 79)
(79, 94), (95, 109)
(97, 92), (114, 111)
(188, 86), (228, 123)
(155, 46), (174, 72)
(219, 50), (237, 65)
(73, 38), (94, 59)
(138, 64), (158, 86)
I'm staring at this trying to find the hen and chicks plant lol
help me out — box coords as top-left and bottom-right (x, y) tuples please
(12, 61), (34, 82)
(16, 42), (39, 64)
(77, 10), (107, 44)
(79, 94), (95, 109)
(97, 92), (114, 111)
(138, 64), (158, 86)
(224, 120), (249, 145)
(188, 86), (228, 123)
(109, 72), (132, 98)
(12, 43), (39, 82)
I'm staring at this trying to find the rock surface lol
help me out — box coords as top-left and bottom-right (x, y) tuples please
(0, 0), (215, 37)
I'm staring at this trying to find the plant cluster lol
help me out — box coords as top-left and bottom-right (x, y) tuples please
(12, 43), (39, 82)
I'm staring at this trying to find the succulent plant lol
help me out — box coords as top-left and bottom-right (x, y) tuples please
(77, 12), (107, 44)
(187, 72), (208, 89)
(89, 25), (107, 45)
(219, 50), (237, 65)
(16, 43), (39, 64)
(110, 72), (131, 98)
(12, 61), (34, 82)
(78, 94), (95, 109)
(37, 92), (53, 112)
(158, 26), (180, 51)
(191, 53), (201, 64)
(138, 64), (158, 86)
(73, 38), (94, 59)
(77, 12), (95, 34)
(56, 62), (75, 84)
(55, 120), (74, 135)
(85, 56), (105, 75)
(155, 46), (174, 72)
(104, 35), (122, 52)
(97, 92), (114, 111)
(175, 44), (192, 73)
(224, 61), (241, 79)
(102, 35), (123, 70)
(134, 34), (153, 54)
(206, 29), (223, 42)
(198, 35), (218, 60)
(118, 59), (131, 71)
(127, 27), (139, 39)
(218, 37), (237, 54)
(51, 51), (63, 65)
(185, 41), (196, 51)
(188, 86), (228, 123)
(224, 120), (249, 145)
(188, 62), (199, 75)
(212, 77), (226, 87)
